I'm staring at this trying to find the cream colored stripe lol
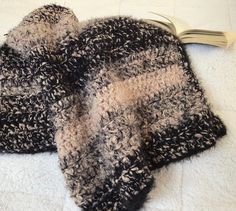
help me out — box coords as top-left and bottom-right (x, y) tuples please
(94, 64), (186, 111)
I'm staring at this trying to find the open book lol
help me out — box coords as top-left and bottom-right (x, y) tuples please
(144, 12), (236, 48)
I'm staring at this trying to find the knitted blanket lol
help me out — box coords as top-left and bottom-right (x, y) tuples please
(0, 5), (226, 211)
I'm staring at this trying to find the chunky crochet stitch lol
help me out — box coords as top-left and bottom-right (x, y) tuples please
(0, 5), (80, 152)
(0, 5), (226, 211)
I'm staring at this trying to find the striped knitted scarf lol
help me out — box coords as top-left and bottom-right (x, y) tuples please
(0, 5), (226, 211)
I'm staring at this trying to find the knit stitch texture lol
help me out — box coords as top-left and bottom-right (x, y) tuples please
(0, 5), (226, 211)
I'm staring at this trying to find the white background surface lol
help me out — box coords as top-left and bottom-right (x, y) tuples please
(0, 0), (236, 210)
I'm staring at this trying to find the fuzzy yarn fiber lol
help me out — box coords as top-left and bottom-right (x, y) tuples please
(0, 4), (226, 211)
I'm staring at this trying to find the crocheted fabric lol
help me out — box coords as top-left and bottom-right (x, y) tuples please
(0, 5), (226, 211)
(0, 5), (80, 152)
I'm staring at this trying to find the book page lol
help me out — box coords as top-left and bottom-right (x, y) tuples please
(143, 13), (176, 35)
(146, 12), (236, 48)
(149, 12), (191, 35)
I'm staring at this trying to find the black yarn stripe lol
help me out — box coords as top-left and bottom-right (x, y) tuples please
(1, 84), (69, 113)
(0, 112), (54, 131)
(145, 110), (226, 170)
(0, 127), (55, 153)
(0, 143), (56, 154)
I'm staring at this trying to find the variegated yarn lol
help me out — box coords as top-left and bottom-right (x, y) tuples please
(0, 5), (226, 211)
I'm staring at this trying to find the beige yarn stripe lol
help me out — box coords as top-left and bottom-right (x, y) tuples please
(93, 64), (186, 113)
